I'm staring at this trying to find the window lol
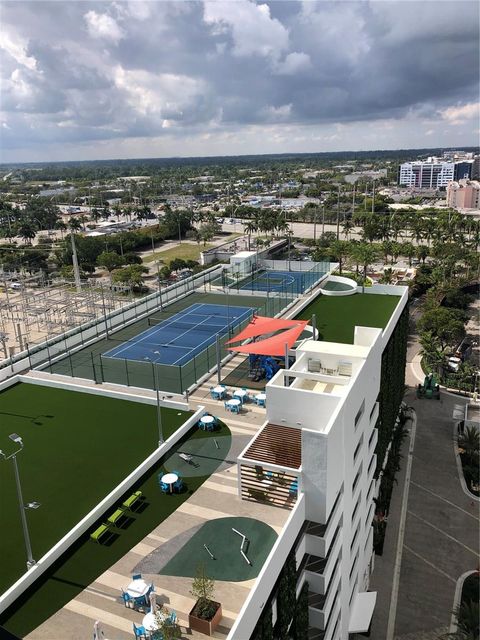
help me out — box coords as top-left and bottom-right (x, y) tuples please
(354, 401), (365, 429)
(369, 402), (377, 422)
(351, 493), (361, 525)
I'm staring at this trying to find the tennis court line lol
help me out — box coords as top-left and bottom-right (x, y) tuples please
(171, 307), (253, 365)
(104, 303), (252, 365)
(104, 303), (207, 358)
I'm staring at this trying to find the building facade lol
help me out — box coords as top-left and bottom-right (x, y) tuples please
(230, 287), (409, 640)
(398, 158), (473, 189)
(446, 180), (480, 209)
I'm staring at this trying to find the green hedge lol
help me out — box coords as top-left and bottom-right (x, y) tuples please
(375, 302), (409, 476)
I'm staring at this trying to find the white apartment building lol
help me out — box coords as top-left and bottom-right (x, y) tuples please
(398, 159), (455, 188)
(230, 287), (408, 640)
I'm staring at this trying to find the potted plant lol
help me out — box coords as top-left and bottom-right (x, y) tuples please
(189, 564), (222, 636)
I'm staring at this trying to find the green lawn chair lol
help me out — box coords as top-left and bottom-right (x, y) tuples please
(90, 523), (111, 543)
(122, 491), (142, 510)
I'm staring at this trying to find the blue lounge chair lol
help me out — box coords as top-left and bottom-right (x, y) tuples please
(133, 622), (148, 639)
(160, 482), (169, 493)
(132, 573), (142, 580)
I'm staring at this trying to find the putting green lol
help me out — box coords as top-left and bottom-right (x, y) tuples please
(159, 517), (277, 581)
(165, 433), (232, 477)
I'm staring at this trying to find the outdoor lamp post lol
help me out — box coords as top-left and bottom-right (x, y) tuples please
(146, 357), (173, 447)
(0, 433), (37, 569)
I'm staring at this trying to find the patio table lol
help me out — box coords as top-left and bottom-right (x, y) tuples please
(226, 398), (241, 411)
(212, 385), (226, 398)
(199, 415), (215, 430)
(255, 393), (266, 405)
(126, 579), (150, 598)
(233, 389), (248, 402)
(160, 472), (179, 493)
(143, 610), (166, 633)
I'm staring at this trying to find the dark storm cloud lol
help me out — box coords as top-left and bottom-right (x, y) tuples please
(0, 0), (478, 159)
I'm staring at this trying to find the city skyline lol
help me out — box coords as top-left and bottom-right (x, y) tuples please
(1, 0), (479, 163)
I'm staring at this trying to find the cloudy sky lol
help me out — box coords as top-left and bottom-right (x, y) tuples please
(0, 0), (478, 163)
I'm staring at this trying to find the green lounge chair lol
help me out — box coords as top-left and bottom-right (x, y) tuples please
(107, 507), (126, 526)
(90, 523), (110, 543)
(122, 491), (142, 510)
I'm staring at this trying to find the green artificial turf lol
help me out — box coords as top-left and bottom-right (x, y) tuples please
(297, 292), (401, 344)
(0, 387), (231, 637)
(0, 382), (189, 595)
(159, 517), (277, 581)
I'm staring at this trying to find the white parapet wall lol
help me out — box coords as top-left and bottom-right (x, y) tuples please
(227, 494), (306, 640)
(0, 376), (204, 613)
(319, 275), (358, 296)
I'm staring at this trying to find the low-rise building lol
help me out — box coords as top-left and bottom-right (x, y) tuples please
(446, 179), (480, 209)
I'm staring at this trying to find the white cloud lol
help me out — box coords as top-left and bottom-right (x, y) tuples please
(84, 10), (125, 43)
(439, 102), (479, 125)
(203, 1), (289, 60)
(274, 52), (312, 75)
(113, 66), (205, 121)
(0, 32), (37, 70)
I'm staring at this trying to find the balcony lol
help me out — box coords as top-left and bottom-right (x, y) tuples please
(305, 493), (343, 557)
(304, 531), (342, 595)
(308, 566), (341, 630)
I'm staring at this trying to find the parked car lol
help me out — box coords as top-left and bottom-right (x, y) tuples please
(447, 357), (462, 372)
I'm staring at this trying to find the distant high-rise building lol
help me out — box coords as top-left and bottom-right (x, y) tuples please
(446, 180), (480, 209)
(472, 155), (480, 180)
(398, 157), (473, 189)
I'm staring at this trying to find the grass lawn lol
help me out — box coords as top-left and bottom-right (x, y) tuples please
(297, 292), (401, 344)
(143, 243), (214, 264)
(0, 382), (190, 595)
(0, 384), (231, 637)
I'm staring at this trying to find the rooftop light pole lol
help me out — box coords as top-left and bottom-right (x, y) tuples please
(0, 433), (37, 569)
(145, 357), (172, 447)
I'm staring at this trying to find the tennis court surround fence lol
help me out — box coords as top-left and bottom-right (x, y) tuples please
(57, 279), (301, 394)
(0, 265), (224, 383)
(0, 260), (323, 393)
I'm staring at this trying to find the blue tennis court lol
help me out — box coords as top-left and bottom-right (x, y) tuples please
(102, 303), (253, 366)
(236, 269), (325, 294)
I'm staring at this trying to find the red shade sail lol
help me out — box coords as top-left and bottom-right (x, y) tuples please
(228, 320), (308, 356)
(226, 315), (306, 344)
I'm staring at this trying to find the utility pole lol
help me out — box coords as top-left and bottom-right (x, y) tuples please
(372, 179), (375, 215)
(336, 187), (341, 240)
(70, 232), (82, 293)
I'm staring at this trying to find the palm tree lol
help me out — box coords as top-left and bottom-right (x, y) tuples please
(330, 239), (350, 275)
(342, 219), (354, 241)
(352, 243), (379, 292)
(402, 242), (416, 267)
(447, 600), (479, 639)
(68, 218), (82, 233)
(419, 331), (446, 374)
(457, 426), (480, 458)
(244, 220), (257, 251)
(55, 219), (67, 239)
(18, 220), (36, 244)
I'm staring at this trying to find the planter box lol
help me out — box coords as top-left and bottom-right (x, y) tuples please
(189, 601), (222, 636)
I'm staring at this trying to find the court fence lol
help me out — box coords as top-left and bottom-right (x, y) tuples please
(52, 287), (300, 394)
(0, 265), (224, 383)
(212, 259), (330, 296)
